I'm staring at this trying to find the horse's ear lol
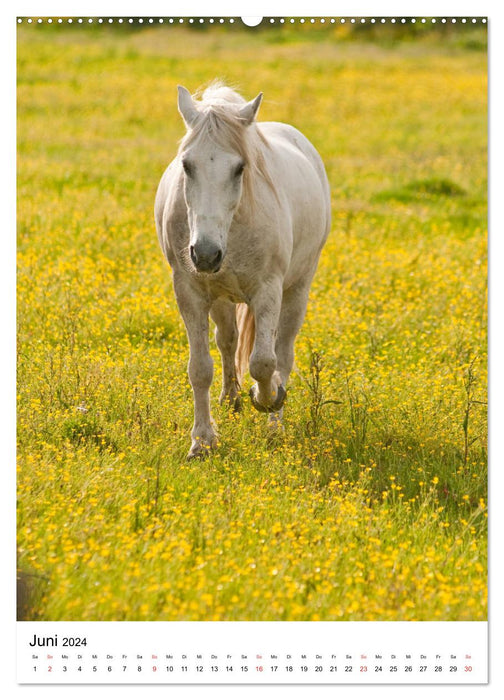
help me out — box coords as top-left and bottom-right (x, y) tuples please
(239, 92), (263, 125)
(177, 85), (199, 128)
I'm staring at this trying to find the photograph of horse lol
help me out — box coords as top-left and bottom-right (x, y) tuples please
(17, 19), (487, 622)
(155, 83), (331, 458)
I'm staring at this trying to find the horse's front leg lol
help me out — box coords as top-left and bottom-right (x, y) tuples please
(249, 280), (286, 413)
(173, 275), (215, 459)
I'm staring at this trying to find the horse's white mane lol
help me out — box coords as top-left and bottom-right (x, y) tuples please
(178, 82), (277, 211)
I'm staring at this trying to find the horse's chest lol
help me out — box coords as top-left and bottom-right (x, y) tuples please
(197, 271), (250, 305)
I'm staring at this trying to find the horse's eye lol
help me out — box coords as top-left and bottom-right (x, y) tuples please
(234, 162), (245, 178)
(182, 159), (193, 177)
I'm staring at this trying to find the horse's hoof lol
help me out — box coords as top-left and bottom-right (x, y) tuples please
(271, 384), (287, 412)
(249, 384), (287, 414)
(187, 451), (201, 461)
(187, 438), (215, 460)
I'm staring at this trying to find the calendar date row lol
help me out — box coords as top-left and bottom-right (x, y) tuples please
(32, 662), (474, 674)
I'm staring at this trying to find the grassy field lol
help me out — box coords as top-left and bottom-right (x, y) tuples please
(17, 22), (487, 621)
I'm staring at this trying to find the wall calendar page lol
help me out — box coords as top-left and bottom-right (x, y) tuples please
(15, 6), (489, 692)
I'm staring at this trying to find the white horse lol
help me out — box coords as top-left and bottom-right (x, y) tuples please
(155, 83), (331, 458)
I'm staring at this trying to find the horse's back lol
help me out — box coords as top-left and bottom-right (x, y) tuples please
(258, 121), (331, 281)
(259, 121), (331, 224)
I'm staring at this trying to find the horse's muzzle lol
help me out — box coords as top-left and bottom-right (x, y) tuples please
(190, 241), (223, 273)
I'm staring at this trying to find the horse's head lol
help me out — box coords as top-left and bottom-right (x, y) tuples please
(177, 85), (262, 274)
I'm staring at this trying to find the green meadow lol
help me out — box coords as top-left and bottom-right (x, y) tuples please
(17, 22), (487, 621)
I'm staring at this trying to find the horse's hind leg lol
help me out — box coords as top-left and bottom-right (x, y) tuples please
(210, 298), (241, 411)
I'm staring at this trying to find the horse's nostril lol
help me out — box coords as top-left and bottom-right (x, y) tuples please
(190, 241), (223, 272)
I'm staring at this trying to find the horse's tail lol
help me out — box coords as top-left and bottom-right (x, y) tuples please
(235, 303), (255, 386)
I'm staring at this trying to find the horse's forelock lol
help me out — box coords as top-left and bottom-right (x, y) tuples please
(178, 99), (278, 213)
(201, 83), (246, 105)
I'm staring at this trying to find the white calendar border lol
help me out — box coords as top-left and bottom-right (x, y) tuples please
(5, 0), (501, 697)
